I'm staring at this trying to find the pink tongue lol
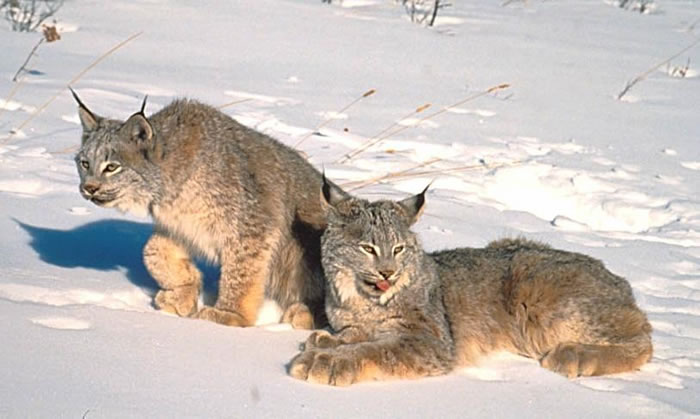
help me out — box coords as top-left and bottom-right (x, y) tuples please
(376, 280), (391, 292)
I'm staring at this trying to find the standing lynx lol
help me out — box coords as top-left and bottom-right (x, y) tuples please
(71, 89), (328, 328)
(288, 178), (652, 385)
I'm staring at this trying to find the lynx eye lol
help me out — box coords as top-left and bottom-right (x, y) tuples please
(80, 160), (90, 170)
(103, 162), (121, 174)
(360, 244), (377, 255)
(393, 245), (405, 255)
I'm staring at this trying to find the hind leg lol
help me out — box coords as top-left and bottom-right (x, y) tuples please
(143, 232), (201, 316)
(541, 338), (652, 378)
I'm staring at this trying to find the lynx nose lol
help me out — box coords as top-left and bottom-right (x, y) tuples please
(82, 183), (100, 195)
(378, 270), (395, 280)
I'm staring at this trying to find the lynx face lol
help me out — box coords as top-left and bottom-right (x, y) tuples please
(321, 178), (428, 303)
(72, 90), (156, 217)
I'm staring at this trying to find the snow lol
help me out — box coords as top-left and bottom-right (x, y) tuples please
(1, 0), (699, 417)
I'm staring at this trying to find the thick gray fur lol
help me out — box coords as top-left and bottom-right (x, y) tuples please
(73, 90), (327, 328)
(289, 180), (652, 385)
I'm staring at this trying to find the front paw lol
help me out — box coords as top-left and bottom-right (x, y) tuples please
(288, 349), (358, 386)
(302, 330), (342, 350)
(540, 343), (594, 378)
(194, 307), (248, 327)
(155, 286), (199, 317)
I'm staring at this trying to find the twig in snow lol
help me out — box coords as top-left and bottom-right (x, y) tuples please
(12, 38), (44, 82)
(617, 36), (700, 100)
(667, 57), (691, 78)
(0, 24), (60, 122)
(3, 31), (143, 143)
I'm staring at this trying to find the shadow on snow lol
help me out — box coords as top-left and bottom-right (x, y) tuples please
(16, 218), (220, 301)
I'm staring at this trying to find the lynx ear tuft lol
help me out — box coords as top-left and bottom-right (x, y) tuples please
(69, 87), (100, 132)
(140, 95), (148, 114)
(398, 182), (430, 225)
(320, 173), (350, 212)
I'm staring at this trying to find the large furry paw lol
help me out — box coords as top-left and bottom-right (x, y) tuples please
(288, 349), (359, 386)
(541, 343), (599, 378)
(194, 307), (248, 327)
(302, 330), (343, 350)
(154, 286), (199, 317)
(281, 303), (314, 330)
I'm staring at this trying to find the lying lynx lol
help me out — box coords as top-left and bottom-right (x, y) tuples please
(71, 89), (327, 328)
(288, 179), (652, 385)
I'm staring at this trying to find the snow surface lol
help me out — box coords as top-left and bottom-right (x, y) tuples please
(1, 0), (699, 417)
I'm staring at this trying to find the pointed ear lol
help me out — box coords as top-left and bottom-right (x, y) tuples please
(123, 96), (153, 144)
(121, 95), (153, 143)
(69, 87), (99, 132)
(123, 113), (153, 143)
(398, 183), (430, 225)
(320, 172), (350, 212)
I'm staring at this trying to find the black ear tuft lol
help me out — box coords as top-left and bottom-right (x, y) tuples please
(69, 86), (99, 132)
(139, 95), (148, 115)
(320, 173), (350, 211)
(321, 172), (332, 205)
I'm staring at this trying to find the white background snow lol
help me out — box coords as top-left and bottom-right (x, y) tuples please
(1, 0), (699, 417)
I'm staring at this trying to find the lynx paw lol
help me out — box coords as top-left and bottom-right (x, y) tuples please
(194, 307), (248, 327)
(541, 343), (599, 378)
(303, 330), (342, 350)
(288, 349), (358, 386)
(154, 286), (199, 317)
(281, 303), (314, 330)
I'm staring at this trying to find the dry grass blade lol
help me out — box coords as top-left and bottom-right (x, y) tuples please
(217, 98), (253, 109)
(2, 31), (143, 143)
(617, 36), (700, 100)
(293, 88), (376, 148)
(337, 83), (510, 163)
(336, 103), (431, 164)
(342, 157), (442, 191)
(343, 157), (525, 192)
(388, 159), (524, 180)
